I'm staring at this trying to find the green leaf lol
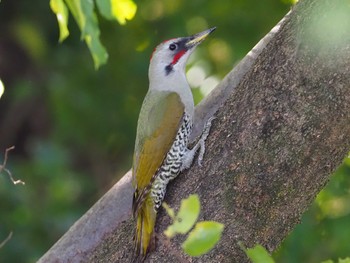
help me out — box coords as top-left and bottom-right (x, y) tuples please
(162, 202), (175, 219)
(0, 78), (4, 99)
(182, 221), (224, 257)
(111, 0), (137, 24)
(50, 0), (69, 42)
(65, 0), (108, 69)
(339, 258), (350, 263)
(164, 194), (200, 238)
(96, 0), (137, 24)
(243, 244), (275, 263)
(176, 194), (200, 233)
(322, 259), (350, 263)
(95, 0), (113, 20)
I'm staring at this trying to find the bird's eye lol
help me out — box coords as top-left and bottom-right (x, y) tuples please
(169, 43), (177, 51)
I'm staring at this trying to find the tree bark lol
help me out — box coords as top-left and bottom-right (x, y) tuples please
(38, 0), (350, 262)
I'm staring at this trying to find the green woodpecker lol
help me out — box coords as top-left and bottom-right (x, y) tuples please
(132, 27), (216, 262)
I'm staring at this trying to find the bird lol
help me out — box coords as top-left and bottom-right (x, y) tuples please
(131, 27), (216, 262)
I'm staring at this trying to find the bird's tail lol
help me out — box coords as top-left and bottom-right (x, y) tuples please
(132, 196), (156, 263)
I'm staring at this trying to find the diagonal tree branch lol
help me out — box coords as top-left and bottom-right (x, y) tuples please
(38, 0), (350, 262)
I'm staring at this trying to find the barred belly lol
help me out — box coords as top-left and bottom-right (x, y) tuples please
(151, 113), (192, 209)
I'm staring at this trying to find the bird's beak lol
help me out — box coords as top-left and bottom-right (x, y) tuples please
(186, 27), (216, 48)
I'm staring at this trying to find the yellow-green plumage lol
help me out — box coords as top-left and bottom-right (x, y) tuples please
(132, 92), (184, 190)
(132, 92), (184, 261)
(133, 195), (156, 259)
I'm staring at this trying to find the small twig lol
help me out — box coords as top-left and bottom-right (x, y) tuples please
(0, 232), (13, 249)
(0, 146), (25, 185)
(155, 233), (190, 263)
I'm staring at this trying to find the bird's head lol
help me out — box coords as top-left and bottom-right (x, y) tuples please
(149, 27), (216, 80)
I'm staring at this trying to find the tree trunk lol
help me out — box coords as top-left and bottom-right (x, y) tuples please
(38, 0), (350, 262)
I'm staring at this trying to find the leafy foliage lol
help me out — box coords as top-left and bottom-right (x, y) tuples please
(182, 221), (224, 257)
(322, 258), (350, 263)
(50, 0), (137, 68)
(96, 0), (137, 24)
(164, 194), (200, 237)
(241, 244), (275, 263)
(0, 79), (4, 99)
(241, 243), (350, 263)
(164, 194), (224, 257)
(49, 0), (69, 42)
(275, 155), (350, 263)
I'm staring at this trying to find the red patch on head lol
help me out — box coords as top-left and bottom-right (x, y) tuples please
(163, 38), (175, 44)
(150, 38), (176, 61)
(150, 47), (157, 61)
(171, 50), (186, 65)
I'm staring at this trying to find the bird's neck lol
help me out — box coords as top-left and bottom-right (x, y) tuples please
(149, 69), (194, 116)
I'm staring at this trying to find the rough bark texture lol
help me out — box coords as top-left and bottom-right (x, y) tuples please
(39, 0), (350, 262)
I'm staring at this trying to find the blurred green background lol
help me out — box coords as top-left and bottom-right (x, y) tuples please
(0, 0), (349, 262)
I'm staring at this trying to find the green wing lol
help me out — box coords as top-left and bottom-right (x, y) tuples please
(132, 90), (184, 192)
